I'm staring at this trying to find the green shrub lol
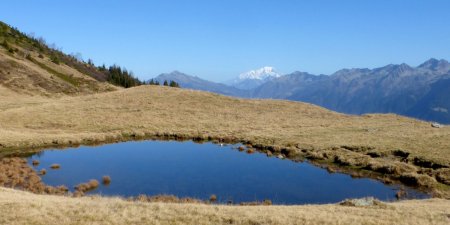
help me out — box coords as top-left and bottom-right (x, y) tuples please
(169, 80), (180, 88)
(50, 54), (60, 65)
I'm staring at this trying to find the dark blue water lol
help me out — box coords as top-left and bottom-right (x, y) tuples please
(27, 141), (426, 204)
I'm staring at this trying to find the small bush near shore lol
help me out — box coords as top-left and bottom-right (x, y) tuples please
(102, 176), (111, 185)
(39, 169), (47, 175)
(209, 194), (217, 202)
(75, 179), (99, 193)
(50, 164), (60, 169)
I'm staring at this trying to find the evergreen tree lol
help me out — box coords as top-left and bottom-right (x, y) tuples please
(87, 59), (94, 66)
(106, 65), (142, 88)
(163, 80), (168, 86)
(169, 80), (180, 88)
(98, 64), (107, 71)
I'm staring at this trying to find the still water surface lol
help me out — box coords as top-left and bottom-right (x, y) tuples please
(28, 141), (427, 204)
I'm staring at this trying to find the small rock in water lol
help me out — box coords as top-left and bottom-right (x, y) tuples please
(32, 160), (40, 166)
(277, 155), (284, 159)
(431, 123), (443, 128)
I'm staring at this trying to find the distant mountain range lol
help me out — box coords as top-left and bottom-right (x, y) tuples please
(151, 59), (450, 124)
(153, 71), (247, 97)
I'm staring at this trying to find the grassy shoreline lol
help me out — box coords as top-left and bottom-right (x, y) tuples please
(2, 133), (446, 197)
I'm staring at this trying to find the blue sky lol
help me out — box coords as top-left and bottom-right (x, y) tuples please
(2, 0), (449, 81)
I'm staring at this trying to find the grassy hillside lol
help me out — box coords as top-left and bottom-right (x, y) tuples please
(0, 47), (117, 96)
(0, 21), (143, 96)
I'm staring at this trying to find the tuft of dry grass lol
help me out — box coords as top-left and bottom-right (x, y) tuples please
(31, 160), (39, 166)
(75, 179), (99, 193)
(209, 194), (217, 202)
(49, 164), (60, 169)
(102, 175), (111, 185)
(39, 169), (47, 175)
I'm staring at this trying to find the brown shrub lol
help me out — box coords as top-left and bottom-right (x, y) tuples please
(88, 179), (99, 189)
(209, 194), (217, 202)
(75, 179), (99, 193)
(50, 164), (60, 169)
(39, 169), (47, 175)
(32, 160), (40, 166)
(102, 176), (111, 185)
(0, 157), (67, 195)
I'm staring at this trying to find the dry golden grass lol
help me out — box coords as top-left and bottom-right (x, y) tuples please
(0, 187), (449, 225)
(0, 85), (448, 165)
(1, 81), (450, 223)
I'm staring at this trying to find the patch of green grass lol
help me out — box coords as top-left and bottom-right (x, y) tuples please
(27, 56), (79, 87)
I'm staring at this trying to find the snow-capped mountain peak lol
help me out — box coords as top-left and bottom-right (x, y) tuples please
(226, 66), (282, 90)
(238, 66), (281, 80)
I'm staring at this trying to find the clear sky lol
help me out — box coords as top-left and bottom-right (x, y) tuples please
(1, 0), (449, 82)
